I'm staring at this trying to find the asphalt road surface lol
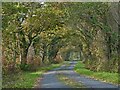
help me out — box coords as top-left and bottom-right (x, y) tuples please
(40, 61), (118, 89)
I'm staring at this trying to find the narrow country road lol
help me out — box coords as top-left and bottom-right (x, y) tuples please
(40, 61), (118, 88)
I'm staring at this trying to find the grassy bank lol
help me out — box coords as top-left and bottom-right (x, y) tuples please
(3, 63), (61, 88)
(74, 61), (118, 85)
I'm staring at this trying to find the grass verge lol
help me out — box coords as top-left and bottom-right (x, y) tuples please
(74, 61), (118, 85)
(2, 63), (61, 88)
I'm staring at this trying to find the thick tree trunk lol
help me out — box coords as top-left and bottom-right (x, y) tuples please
(107, 2), (119, 72)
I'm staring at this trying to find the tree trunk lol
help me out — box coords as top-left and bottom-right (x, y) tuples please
(118, 2), (120, 84)
(65, 51), (71, 61)
(106, 33), (112, 60)
(21, 47), (28, 65)
(42, 43), (47, 63)
(48, 44), (60, 63)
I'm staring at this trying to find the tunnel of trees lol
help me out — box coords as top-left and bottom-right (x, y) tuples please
(2, 2), (119, 75)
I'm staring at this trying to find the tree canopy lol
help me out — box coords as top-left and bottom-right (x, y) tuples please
(2, 2), (119, 74)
